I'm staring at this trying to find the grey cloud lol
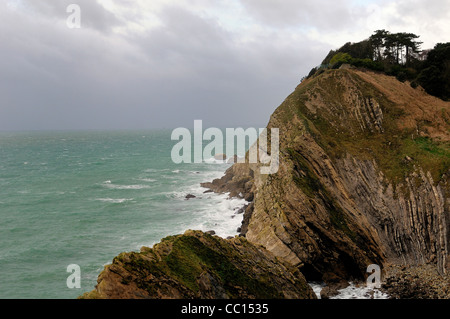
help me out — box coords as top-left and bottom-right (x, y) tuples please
(21, 0), (121, 33)
(394, 0), (450, 20)
(0, 1), (330, 131)
(124, 6), (327, 127)
(6, 0), (438, 131)
(239, 0), (355, 30)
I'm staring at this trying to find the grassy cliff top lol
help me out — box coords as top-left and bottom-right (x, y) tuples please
(270, 68), (449, 184)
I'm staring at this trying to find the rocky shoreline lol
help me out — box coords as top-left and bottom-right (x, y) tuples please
(200, 164), (255, 237)
(316, 263), (450, 299)
(381, 264), (450, 299)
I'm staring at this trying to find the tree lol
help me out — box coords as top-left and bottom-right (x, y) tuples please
(312, 31), (450, 101)
(370, 29), (389, 61)
(417, 43), (450, 100)
(398, 32), (422, 65)
(369, 30), (421, 65)
(381, 33), (396, 63)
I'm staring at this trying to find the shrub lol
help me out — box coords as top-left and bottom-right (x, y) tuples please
(396, 71), (407, 82)
(330, 53), (352, 67)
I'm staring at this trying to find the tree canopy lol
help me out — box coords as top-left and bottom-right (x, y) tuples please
(417, 43), (450, 101)
(310, 30), (449, 101)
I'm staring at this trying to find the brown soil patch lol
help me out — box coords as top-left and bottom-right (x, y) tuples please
(353, 70), (450, 142)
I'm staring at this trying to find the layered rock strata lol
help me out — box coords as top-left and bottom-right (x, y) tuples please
(205, 69), (449, 284)
(81, 230), (316, 299)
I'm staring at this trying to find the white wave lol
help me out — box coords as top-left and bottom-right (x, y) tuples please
(331, 283), (389, 299)
(112, 184), (151, 190)
(101, 181), (151, 190)
(138, 178), (157, 183)
(96, 198), (134, 204)
(309, 282), (326, 299)
(203, 157), (228, 164)
(144, 168), (171, 173)
(164, 191), (188, 199)
(309, 282), (389, 299)
(185, 192), (249, 238)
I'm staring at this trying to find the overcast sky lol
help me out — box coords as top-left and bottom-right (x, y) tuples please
(0, 0), (449, 131)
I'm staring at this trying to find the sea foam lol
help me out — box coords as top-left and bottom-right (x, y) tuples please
(101, 181), (151, 190)
(96, 198), (134, 204)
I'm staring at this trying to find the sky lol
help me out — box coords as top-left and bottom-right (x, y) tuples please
(0, 0), (449, 131)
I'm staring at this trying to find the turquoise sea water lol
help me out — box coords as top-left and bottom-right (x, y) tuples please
(0, 130), (246, 299)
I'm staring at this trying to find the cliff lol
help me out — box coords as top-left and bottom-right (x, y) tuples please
(80, 230), (316, 299)
(209, 68), (449, 285)
(83, 67), (449, 299)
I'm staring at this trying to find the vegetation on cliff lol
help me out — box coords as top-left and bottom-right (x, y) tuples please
(297, 69), (449, 184)
(81, 230), (316, 299)
(309, 30), (450, 101)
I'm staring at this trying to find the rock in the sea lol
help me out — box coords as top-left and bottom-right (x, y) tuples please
(200, 164), (254, 200)
(80, 230), (317, 299)
(185, 194), (196, 200)
(320, 286), (339, 299)
(214, 153), (227, 161)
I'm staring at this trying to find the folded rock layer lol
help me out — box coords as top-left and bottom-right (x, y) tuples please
(209, 68), (449, 282)
(81, 230), (316, 299)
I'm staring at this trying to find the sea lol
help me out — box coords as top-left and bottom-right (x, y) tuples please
(0, 130), (388, 299)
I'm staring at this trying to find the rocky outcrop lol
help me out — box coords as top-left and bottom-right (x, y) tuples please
(200, 163), (254, 201)
(382, 264), (450, 299)
(81, 230), (316, 299)
(204, 68), (449, 285)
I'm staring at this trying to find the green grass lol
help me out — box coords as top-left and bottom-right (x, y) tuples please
(403, 137), (450, 181)
(282, 69), (450, 185)
(121, 233), (285, 298)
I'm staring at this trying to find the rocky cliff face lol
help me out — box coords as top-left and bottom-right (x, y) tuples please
(81, 230), (316, 299)
(207, 68), (449, 284)
(83, 68), (449, 299)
